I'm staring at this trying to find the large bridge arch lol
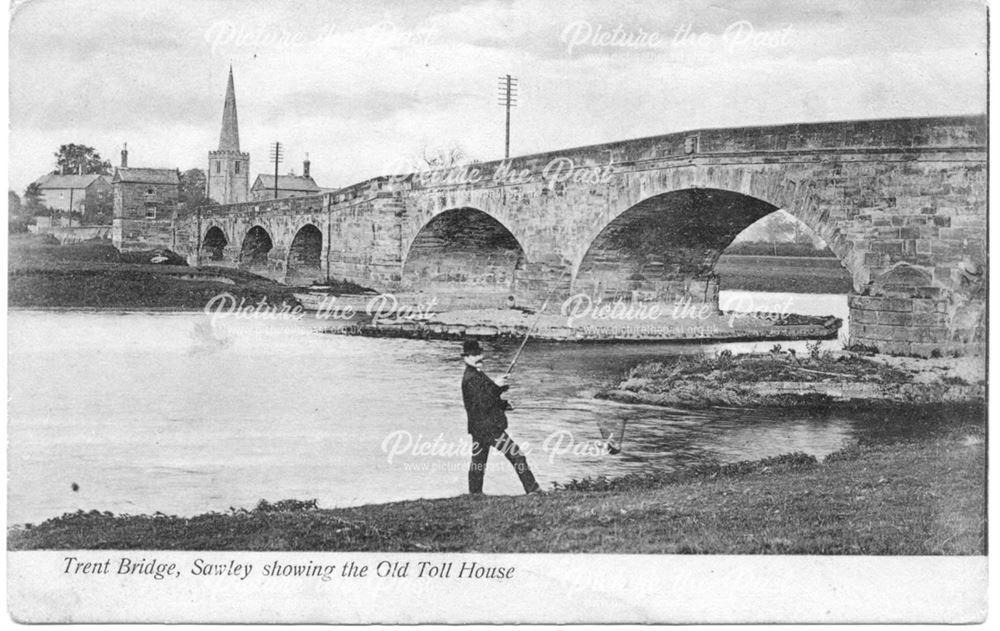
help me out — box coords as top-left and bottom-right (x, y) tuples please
(401, 206), (527, 304)
(571, 186), (859, 304)
(568, 166), (863, 287)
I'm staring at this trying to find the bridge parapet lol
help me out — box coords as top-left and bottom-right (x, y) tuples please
(369, 115), (987, 196)
(254, 115), (988, 206)
(193, 193), (327, 218)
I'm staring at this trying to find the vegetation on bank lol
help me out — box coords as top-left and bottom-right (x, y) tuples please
(8, 236), (297, 309)
(594, 346), (984, 409)
(715, 253), (852, 294)
(723, 241), (841, 257)
(8, 234), (365, 309)
(8, 408), (984, 554)
(624, 345), (915, 386)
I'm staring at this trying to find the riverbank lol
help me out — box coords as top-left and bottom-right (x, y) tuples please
(10, 235), (846, 345)
(715, 254), (852, 294)
(332, 307), (842, 344)
(8, 235), (306, 309)
(595, 348), (986, 409)
(8, 405), (984, 553)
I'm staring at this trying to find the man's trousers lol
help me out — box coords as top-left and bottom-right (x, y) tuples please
(468, 431), (539, 494)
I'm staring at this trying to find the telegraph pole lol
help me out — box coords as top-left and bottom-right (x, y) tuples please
(269, 142), (284, 199)
(497, 75), (518, 159)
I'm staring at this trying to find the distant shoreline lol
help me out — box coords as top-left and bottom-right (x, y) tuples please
(715, 253), (852, 294)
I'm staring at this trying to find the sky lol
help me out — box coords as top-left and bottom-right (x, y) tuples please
(7, 0), (988, 195)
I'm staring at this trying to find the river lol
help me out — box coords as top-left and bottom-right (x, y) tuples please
(6, 291), (890, 526)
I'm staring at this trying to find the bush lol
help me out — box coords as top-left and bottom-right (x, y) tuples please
(254, 499), (319, 513)
(715, 349), (734, 369)
(805, 340), (825, 360)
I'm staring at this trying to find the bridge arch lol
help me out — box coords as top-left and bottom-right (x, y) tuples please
(239, 225), (274, 274)
(201, 225), (229, 262)
(572, 187), (858, 304)
(286, 223), (324, 284)
(401, 206), (526, 303)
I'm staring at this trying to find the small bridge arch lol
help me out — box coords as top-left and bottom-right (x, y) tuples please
(286, 223), (324, 284)
(239, 225), (274, 274)
(201, 225), (229, 262)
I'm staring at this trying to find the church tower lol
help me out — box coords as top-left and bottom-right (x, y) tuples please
(207, 66), (249, 204)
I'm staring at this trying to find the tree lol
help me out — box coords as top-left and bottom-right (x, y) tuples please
(16, 184), (47, 232)
(23, 182), (43, 209)
(420, 142), (467, 169)
(178, 168), (208, 208)
(53, 143), (111, 175)
(758, 211), (799, 244)
(8, 190), (21, 215)
(8, 190), (28, 233)
(83, 188), (113, 225)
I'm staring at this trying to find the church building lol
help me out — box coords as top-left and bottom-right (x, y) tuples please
(207, 67), (249, 204)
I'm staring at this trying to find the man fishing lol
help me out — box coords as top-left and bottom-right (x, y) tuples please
(460, 339), (541, 495)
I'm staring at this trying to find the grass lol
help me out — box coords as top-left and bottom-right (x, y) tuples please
(620, 348), (913, 389)
(9, 265), (301, 310)
(7, 234), (306, 309)
(8, 411), (984, 554)
(715, 254), (852, 294)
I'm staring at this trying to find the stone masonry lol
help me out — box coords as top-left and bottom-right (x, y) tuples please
(172, 115), (986, 357)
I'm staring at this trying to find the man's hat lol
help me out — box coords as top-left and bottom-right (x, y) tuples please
(461, 340), (484, 356)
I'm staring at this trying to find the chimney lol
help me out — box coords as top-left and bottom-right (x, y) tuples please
(121, 142), (128, 168)
(78, 163), (85, 176)
(303, 153), (311, 179)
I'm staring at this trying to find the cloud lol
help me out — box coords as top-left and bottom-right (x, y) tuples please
(8, 0), (988, 195)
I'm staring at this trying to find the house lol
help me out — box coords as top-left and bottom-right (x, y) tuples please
(32, 172), (112, 214)
(111, 148), (180, 251)
(250, 173), (321, 200)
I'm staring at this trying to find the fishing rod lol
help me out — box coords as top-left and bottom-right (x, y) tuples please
(500, 271), (631, 455)
(504, 270), (568, 375)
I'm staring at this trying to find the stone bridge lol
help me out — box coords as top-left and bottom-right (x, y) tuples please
(175, 115), (987, 357)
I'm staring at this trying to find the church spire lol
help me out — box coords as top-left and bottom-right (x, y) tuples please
(218, 65), (240, 152)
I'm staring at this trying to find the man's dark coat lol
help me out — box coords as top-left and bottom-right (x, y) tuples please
(462, 365), (511, 437)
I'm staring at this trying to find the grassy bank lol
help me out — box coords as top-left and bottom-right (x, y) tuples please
(715, 254), (852, 294)
(8, 234), (301, 309)
(9, 265), (303, 310)
(8, 409), (984, 554)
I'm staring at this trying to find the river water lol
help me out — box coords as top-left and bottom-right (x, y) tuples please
(6, 291), (884, 525)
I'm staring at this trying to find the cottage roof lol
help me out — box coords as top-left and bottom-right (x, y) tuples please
(113, 167), (180, 185)
(33, 173), (110, 189)
(252, 174), (320, 192)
